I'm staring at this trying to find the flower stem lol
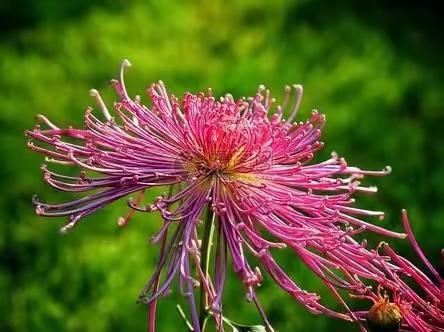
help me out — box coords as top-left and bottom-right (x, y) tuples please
(199, 208), (216, 331)
(250, 289), (275, 332)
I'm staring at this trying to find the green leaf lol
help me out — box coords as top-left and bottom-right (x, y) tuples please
(222, 316), (268, 332)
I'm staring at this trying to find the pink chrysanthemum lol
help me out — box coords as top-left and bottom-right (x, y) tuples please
(27, 60), (438, 331)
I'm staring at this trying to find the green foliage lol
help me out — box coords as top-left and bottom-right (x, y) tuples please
(1, 0), (443, 331)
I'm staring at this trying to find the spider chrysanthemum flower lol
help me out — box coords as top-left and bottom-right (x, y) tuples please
(27, 60), (407, 331)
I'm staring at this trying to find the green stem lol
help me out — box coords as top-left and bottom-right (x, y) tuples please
(176, 304), (194, 331)
(199, 208), (216, 331)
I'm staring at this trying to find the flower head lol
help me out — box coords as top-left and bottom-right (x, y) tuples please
(27, 60), (409, 331)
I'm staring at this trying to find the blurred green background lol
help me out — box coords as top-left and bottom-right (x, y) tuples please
(1, 0), (443, 331)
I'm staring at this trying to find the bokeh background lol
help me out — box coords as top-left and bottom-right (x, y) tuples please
(1, 0), (443, 331)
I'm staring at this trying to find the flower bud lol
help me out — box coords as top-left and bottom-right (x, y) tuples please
(366, 296), (402, 332)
